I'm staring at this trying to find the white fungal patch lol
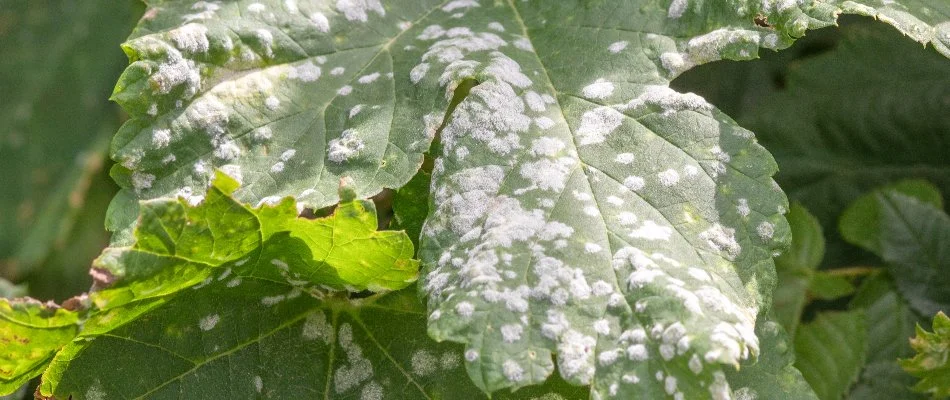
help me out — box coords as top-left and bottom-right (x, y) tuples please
(334, 323), (374, 393)
(455, 301), (474, 317)
(220, 164), (243, 185)
(626, 344), (649, 361)
(535, 117), (555, 130)
(689, 354), (704, 373)
(608, 41), (629, 53)
(465, 349), (479, 362)
(577, 106), (623, 145)
(264, 96), (281, 110)
(152, 52), (201, 96)
(668, 0), (688, 18)
(559, 330), (596, 383)
(336, 0), (385, 22)
(621, 85), (713, 115)
(593, 319), (611, 335)
(629, 220), (673, 241)
(737, 198), (750, 217)
(349, 104), (365, 118)
(623, 176), (645, 191)
(199, 314), (220, 331)
(255, 29), (274, 58)
(699, 223), (741, 260)
(289, 61), (322, 82)
(657, 168), (681, 186)
(358, 72), (381, 84)
(302, 311), (334, 343)
(582, 78), (615, 99)
(502, 360), (524, 382)
(757, 221), (775, 240)
(519, 158), (574, 192)
(247, 3), (266, 12)
(152, 128), (172, 148)
(253, 127), (273, 142)
(530, 137), (565, 157)
(254, 376), (263, 393)
(331, 67), (345, 76)
(524, 91), (546, 112)
(411, 350), (438, 376)
(338, 85), (353, 96)
(361, 381), (383, 400)
(585, 242), (603, 253)
(131, 172), (155, 192)
(513, 37), (533, 51)
(170, 23), (209, 53)
(410, 63), (430, 84)
(328, 129), (364, 163)
(442, 0), (480, 12)
(615, 153), (635, 164)
(500, 324), (523, 342)
(309, 12), (331, 33)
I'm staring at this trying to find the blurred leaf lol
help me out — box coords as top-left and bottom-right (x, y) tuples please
(901, 312), (950, 398)
(795, 311), (868, 400)
(0, 279), (25, 300)
(774, 203), (826, 333)
(391, 171), (430, 250)
(839, 179), (943, 255)
(0, 298), (79, 393)
(0, 0), (141, 283)
(848, 272), (926, 400)
(809, 273), (856, 301)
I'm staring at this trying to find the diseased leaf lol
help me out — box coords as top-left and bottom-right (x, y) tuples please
(848, 272), (926, 400)
(794, 311), (868, 400)
(86, 0), (950, 398)
(725, 316), (818, 400)
(0, 299), (79, 392)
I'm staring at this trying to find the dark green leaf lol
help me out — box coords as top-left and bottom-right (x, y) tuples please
(795, 311), (868, 400)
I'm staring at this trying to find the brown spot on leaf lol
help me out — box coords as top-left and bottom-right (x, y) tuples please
(89, 267), (115, 287)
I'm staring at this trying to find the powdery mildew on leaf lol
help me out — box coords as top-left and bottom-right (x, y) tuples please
(99, 0), (950, 398)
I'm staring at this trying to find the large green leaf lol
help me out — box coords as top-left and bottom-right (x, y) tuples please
(794, 311), (868, 400)
(100, 0), (950, 398)
(901, 311), (950, 398)
(848, 272), (926, 400)
(0, 298), (79, 393)
(0, 0), (139, 286)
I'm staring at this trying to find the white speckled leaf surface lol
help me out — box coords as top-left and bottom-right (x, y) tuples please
(76, 0), (950, 398)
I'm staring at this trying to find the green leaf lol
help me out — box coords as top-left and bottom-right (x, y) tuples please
(392, 170), (431, 249)
(725, 316), (818, 400)
(773, 203), (825, 333)
(40, 281), (586, 399)
(0, 0), (139, 282)
(0, 298), (79, 393)
(848, 272), (926, 400)
(794, 311), (868, 400)
(104, 0), (950, 397)
(901, 311), (950, 399)
(808, 273), (855, 301)
(839, 179), (943, 255)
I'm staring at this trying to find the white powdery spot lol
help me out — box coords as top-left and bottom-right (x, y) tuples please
(484, 54), (532, 88)
(289, 61), (322, 82)
(699, 223), (741, 260)
(349, 104), (365, 118)
(336, 0), (385, 22)
(265, 96), (281, 110)
(530, 137), (565, 157)
(665, 376), (678, 395)
(152, 52), (201, 96)
(689, 354), (704, 374)
(270, 162), (285, 173)
(465, 349), (479, 362)
(593, 319), (611, 335)
(626, 344), (649, 361)
(253, 375), (263, 393)
(302, 311), (334, 344)
(668, 0), (688, 18)
(737, 198), (750, 217)
(623, 176), (645, 191)
(582, 78), (614, 99)
(585, 242), (603, 253)
(442, 0), (480, 12)
(255, 29), (274, 57)
(501, 324), (523, 343)
(253, 127), (273, 142)
(502, 360), (524, 382)
(615, 153), (635, 164)
(622, 85), (713, 116)
(334, 323), (374, 393)
(309, 12), (330, 33)
(328, 129), (364, 163)
(455, 301), (474, 317)
(519, 158), (574, 191)
(757, 221), (775, 241)
(170, 23), (209, 53)
(358, 72), (381, 84)
(152, 128), (172, 148)
(337, 85), (353, 96)
(213, 138), (241, 160)
(524, 90), (546, 112)
(487, 21), (505, 31)
(331, 67), (345, 75)
(558, 330), (596, 384)
(535, 117), (555, 130)
(657, 168), (680, 186)
(577, 106), (623, 145)
(608, 41), (628, 53)
(411, 350), (438, 376)
(618, 212), (638, 226)
(513, 37), (533, 51)
(247, 3), (266, 12)
(629, 220), (673, 241)
(131, 172), (155, 192)
(410, 63), (430, 84)
(220, 164), (243, 185)
(199, 314), (220, 331)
